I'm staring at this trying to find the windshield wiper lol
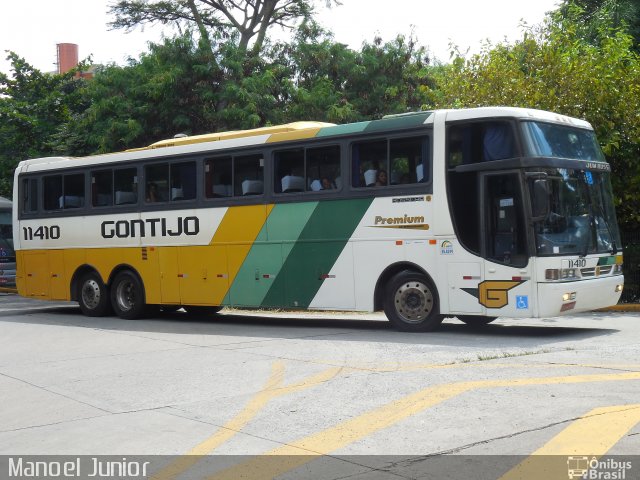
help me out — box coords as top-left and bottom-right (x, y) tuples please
(580, 205), (593, 258)
(594, 203), (617, 255)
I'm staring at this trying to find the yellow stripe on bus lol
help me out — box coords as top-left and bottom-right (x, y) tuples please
(208, 204), (274, 304)
(266, 128), (322, 143)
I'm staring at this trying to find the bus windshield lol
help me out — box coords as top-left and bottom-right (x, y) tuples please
(522, 121), (605, 161)
(530, 168), (621, 256)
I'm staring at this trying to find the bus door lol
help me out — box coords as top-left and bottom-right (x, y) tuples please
(481, 172), (534, 316)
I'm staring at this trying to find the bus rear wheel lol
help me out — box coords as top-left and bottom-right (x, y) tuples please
(383, 271), (443, 332)
(78, 271), (112, 317)
(111, 270), (146, 320)
(458, 315), (497, 326)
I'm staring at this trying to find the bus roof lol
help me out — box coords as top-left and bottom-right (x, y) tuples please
(16, 107), (593, 171)
(138, 121), (337, 150)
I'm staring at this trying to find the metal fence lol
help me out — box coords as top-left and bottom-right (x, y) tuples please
(621, 230), (640, 303)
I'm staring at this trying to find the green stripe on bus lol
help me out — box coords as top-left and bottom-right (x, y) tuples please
(315, 122), (370, 138)
(224, 202), (319, 307)
(362, 112), (433, 133)
(261, 198), (373, 308)
(314, 112), (433, 139)
(597, 256), (616, 266)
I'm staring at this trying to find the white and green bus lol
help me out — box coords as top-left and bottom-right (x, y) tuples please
(13, 107), (624, 331)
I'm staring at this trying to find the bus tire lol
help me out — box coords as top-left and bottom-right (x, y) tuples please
(383, 271), (443, 332)
(110, 270), (146, 320)
(183, 305), (222, 317)
(458, 315), (497, 326)
(78, 271), (112, 317)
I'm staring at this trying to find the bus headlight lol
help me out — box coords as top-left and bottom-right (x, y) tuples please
(615, 284), (624, 293)
(562, 292), (576, 302)
(546, 268), (577, 281)
(546, 269), (559, 280)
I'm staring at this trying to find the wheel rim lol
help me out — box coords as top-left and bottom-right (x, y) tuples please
(394, 280), (433, 323)
(115, 278), (136, 312)
(81, 279), (101, 310)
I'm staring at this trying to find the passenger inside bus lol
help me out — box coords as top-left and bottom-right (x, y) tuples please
(375, 170), (388, 186)
(146, 182), (161, 202)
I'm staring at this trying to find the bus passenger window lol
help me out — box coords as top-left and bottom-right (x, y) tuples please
(235, 154), (264, 196)
(145, 164), (169, 202)
(307, 146), (340, 191)
(447, 121), (515, 167)
(21, 178), (38, 213)
(170, 162), (196, 201)
(92, 170), (113, 207)
(274, 149), (304, 193)
(114, 168), (138, 205)
(44, 174), (85, 210)
(43, 176), (62, 211)
(63, 174), (85, 209)
(205, 157), (232, 198)
(390, 137), (429, 184)
(352, 140), (386, 187)
(352, 137), (429, 187)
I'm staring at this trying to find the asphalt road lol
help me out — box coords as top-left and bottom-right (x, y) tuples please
(0, 294), (639, 479)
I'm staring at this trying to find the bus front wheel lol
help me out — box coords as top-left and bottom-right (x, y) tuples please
(78, 271), (112, 317)
(111, 270), (146, 320)
(383, 271), (443, 332)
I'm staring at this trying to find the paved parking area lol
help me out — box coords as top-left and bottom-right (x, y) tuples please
(0, 295), (638, 479)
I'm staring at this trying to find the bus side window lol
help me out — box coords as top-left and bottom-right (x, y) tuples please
(307, 145), (341, 191)
(43, 174), (85, 210)
(21, 178), (38, 213)
(43, 176), (62, 211)
(390, 136), (429, 184)
(352, 140), (386, 187)
(92, 170), (113, 207)
(205, 157), (233, 198)
(448, 122), (515, 167)
(274, 149), (304, 193)
(170, 161), (196, 201)
(145, 164), (169, 202)
(235, 154), (264, 196)
(114, 168), (138, 205)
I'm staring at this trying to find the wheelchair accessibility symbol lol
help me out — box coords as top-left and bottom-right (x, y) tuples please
(516, 296), (529, 310)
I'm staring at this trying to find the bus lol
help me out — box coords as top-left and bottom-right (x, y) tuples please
(12, 107), (624, 331)
(0, 196), (16, 288)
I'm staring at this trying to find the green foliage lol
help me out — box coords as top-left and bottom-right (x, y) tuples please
(51, 24), (437, 154)
(555, 0), (640, 48)
(436, 12), (640, 228)
(0, 53), (88, 196)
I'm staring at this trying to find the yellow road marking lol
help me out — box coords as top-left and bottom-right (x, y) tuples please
(208, 372), (640, 480)
(500, 403), (640, 480)
(151, 361), (341, 480)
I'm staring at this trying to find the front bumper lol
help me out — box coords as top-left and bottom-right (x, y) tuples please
(537, 275), (623, 316)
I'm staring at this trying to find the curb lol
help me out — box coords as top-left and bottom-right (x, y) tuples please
(0, 287), (17, 294)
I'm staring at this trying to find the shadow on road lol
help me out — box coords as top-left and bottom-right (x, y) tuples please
(0, 301), (625, 349)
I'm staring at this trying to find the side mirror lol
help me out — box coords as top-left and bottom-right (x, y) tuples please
(531, 179), (549, 219)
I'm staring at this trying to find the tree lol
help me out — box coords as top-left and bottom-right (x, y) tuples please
(0, 53), (89, 196)
(556, 0), (640, 48)
(108, 0), (337, 56)
(436, 11), (640, 229)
